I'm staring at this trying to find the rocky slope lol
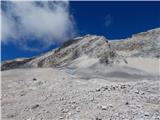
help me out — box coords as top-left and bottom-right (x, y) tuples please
(2, 68), (160, 120)
(1, 28), (160, 120)
(111, 28), (160, 57)
(2, 28), (160, 71)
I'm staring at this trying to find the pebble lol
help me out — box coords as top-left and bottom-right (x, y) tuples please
(121, 85), (126, 89)
(26, 119), (32, 120)
(96, 117), (102, 120)
(98, 105), (107, 110)
(96, 89), (101, 92)
(61, 108), (69, 113)
(101, 105), (107, 110)
(76, 107), (80, 112)
(134, 90), (140, 94)
(33, 78), (37, 81)
(31, 104), (40, 109)
(125, 102), (129, 105)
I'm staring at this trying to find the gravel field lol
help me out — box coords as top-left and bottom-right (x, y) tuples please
(2, 68), (160, 120)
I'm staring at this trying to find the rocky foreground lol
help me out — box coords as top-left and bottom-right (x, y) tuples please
(1, 68), (160, 120)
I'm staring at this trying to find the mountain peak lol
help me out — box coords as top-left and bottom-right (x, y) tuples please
(1, 28), (160, 70)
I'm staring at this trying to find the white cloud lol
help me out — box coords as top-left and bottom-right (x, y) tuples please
(1, 1), (76, 51)
(104, 14), (112, 27)
(1, 11), (17, 43)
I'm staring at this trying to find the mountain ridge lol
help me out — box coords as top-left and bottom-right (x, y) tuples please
(1, 28), (160, 71)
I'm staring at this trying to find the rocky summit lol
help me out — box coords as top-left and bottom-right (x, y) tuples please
(2, 28), (160, 70)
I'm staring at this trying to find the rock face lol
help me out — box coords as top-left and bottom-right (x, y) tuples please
(26, 35), (116, 68)
(1, 58), (34, 71)
(1, 28), (160, 70)
(111, 28), (160, 57)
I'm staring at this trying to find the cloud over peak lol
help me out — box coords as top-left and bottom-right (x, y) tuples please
(1, 1), (76, 51)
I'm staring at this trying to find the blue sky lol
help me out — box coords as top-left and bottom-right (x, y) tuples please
(1, 1), (160, 61)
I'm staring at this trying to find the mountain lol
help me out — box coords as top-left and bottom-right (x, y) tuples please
(1, 28), (160, 71)
(2, 28), (160, 120)
(111, 28), (160, 57)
